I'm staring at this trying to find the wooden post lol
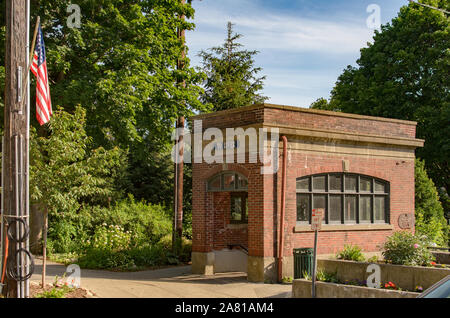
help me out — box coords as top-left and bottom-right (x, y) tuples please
(3, 0), (28, 298)
(173, 0), (186, 254)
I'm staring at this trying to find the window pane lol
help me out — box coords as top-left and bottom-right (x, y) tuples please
(208, 176), (221, 190)
(238, 174), (248, 190)
(329, 195), (342, 222)
(313, 176), (326, 191)
(297, 194), (310, 222)
(374, 196), (385, 221)
(231, 197), (242, 221)
(344, 195), (356, 222)
(359, 196), (372, 222)
(223, 173), (235, 190)
(296, 178), (309, 191)
(345, 175), (357, 191)
(329, 175), (342, 191)
(313, 195), (326, 211)
(360, 177), (372, 192)
(375, 180), (386, 193)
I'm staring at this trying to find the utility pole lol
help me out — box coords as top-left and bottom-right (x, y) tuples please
(3, 0), (29, 298)
(173, 0), (187, 253)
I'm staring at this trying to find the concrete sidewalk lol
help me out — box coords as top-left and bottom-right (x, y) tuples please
(30, 259), (292, 298)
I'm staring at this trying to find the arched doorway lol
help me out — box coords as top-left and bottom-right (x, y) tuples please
(206, 171), (249, 273)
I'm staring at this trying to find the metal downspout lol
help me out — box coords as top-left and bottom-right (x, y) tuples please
(277, 136), (288, 282)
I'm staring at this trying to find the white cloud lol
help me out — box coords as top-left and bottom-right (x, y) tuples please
(186, 0), (377, 106)
(188, 1), (374, 55)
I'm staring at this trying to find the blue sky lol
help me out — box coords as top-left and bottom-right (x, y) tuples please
(186, 0), (407, 108)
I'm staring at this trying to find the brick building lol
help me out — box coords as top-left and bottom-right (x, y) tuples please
(190, 103), (423, 282)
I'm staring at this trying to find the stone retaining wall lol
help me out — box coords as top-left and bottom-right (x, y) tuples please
(318, 259), (450, 290)
(292, 279), (418, 298)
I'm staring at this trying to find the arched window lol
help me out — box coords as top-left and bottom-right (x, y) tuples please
(296, 173), (389, 225)
(207, 171), (248, 192)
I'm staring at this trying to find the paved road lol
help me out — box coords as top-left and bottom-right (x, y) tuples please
(30, 259), (292, 298)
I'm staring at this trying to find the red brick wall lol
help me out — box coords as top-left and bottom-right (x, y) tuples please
(191, 105), (418, 259)
(274, 151), (415, 256)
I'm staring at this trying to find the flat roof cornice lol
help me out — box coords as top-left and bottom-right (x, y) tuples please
(190, 103), (418, 126)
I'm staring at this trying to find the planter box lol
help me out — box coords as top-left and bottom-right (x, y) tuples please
(292, 279), (419, 298)
(431, 251), (450, 265)
(318, 259), (450, 291)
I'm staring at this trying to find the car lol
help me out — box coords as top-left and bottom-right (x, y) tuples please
(417, 275), (450, 298)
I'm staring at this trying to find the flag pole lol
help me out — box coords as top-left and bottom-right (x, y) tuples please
(19, 16), (39, 110)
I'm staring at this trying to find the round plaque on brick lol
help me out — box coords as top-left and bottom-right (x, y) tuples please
(398, 213), (414, 229)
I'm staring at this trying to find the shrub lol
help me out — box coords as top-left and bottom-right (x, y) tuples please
(336, 244), (365, 262)
(90, 224), (132, 251)
(316, 270), (339, 283)
(78, 196), (172, 246)
(381, 231), (435, 266)
(47, 196), (172, 254)
(415, 159), (448, 246)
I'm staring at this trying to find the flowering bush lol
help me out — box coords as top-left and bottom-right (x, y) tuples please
(382, 281), (399, 290)
(90, 224), (132, 251)
(381, 231), (435, 266)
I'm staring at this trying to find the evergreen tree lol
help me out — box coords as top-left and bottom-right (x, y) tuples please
(310, 0), (449, 212)
(199, 22), (267, 111)
(415, 159), (448, 246)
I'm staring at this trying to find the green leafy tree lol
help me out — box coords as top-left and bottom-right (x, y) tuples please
(0, 0), (210, 209)
(199, 22), (267, 111)
(30, 106), (125, 215)
(30, 105), (125, 283)
(309, 97), (337, 111)
(415, 159), (448, 246)
(0, 0), (207, 148)
(311, 1), (449, 203)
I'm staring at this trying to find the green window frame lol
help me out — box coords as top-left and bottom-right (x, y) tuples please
(296, 173), (389, 225)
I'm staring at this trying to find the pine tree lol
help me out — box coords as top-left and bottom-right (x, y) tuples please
(199, 22), (267, 111)
(415, 159), (449, 246)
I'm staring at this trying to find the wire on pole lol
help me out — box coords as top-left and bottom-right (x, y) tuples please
(408, 0), (450, 14)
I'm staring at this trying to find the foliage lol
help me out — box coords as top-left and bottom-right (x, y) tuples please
(310, 98), (336, 111)
(381, 231), (435, 266)
(316, 270), (339, 283)
(336, 244), (365, 262)
(311, 0), (450, 204)
(281, 276), (293, 284)
(381, 281), (400, 291)
(47, 196), (172, 254)
(0, 0), (210, 215)
(34, 285), (74, 298)
(367, 255), (379, 263)
(415, 159), (448, 246)
(76, 238), (191, 271)
(90, 224), (132, 251)
(302, 271), (311, 281)
(30, 106), (125, 217)
(199, 22), (267, 111)
(0, 0), (208, 149)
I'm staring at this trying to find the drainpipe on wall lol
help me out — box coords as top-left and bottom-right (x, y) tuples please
(277, 136), (288, 282)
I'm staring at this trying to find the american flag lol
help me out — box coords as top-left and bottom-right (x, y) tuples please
(31, 23), (52, 125)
